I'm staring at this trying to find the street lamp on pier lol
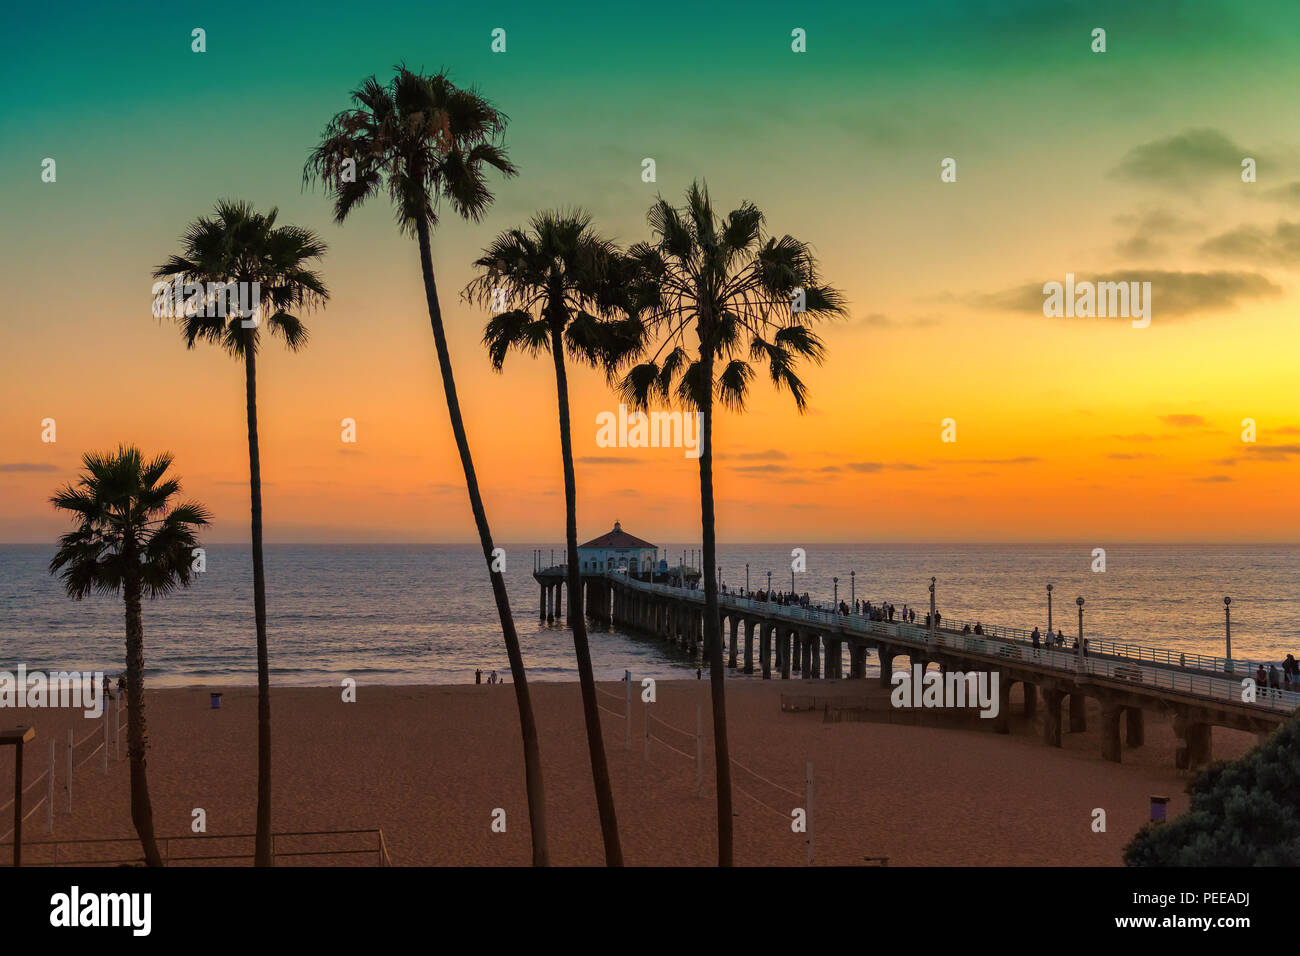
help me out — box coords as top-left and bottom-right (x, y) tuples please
(745, 563), (750, 595)
(928, 576), (936, 642)
(1076, 596), (1085, 671)
(1046, 583), (1053, 635)
(833, 576), (839, 610)
(850, 570), (856, 607)
(1223, 596), (1232, 667)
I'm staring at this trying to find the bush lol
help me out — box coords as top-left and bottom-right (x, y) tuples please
(1124, 717), (1300, 865)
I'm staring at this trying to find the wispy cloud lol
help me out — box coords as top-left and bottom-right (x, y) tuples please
(1199, 220), (1300, 266)
(578, 456), (636, 465)
(985, 271), (1281, 319)
(0, 463), (57, 473)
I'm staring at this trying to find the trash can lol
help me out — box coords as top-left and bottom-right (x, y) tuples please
(1150, 795), (1169, 822)
(210, 692), (223, 710)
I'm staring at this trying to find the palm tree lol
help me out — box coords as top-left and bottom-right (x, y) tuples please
(49, 446), (211, 867)
(617, 181), (845, 865)
(467, 210), (626, 865)
(303, 67), (551, 864)
(153, 200), (329, 867)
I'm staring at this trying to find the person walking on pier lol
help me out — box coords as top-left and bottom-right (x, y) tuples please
(1284, 654), (1298, 691)
(1031, 627), (1041, 656)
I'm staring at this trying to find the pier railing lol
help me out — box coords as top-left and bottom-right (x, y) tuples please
(651, 582), (1273, 679)
(614, 577), (1300, 714)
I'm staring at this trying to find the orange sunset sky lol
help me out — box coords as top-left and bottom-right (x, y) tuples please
(2, 1), (1298, 543)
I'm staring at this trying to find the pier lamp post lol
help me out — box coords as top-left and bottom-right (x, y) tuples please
(928, 577), (936, 643)
(1223, 596), (1232, 668)
(834, 576), (839, 611)
(767, 570), (772, 594)
(3, 726), (35, 866)
(1076, 597), (1085, 671)
(850, 570), (855, 607)
(1046, 583), (1053, 635)
(791, 567), (796, 596)
(745, 563), (749, 595)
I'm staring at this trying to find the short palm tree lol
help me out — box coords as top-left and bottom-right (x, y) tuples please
(304, 67), (552, 864)
(153, 199), (329, 866)
(467, 209), (626, 865)
(49, 446), (211, 867)
(618, 181), (846, 865)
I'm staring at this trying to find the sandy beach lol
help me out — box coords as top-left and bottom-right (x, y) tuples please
(0, 678), (1260, 866)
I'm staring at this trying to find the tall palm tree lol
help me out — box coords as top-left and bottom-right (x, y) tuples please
(153, 200), (329, 866)
(49, 446), (211, 867)
(303, 67), (551, 864)
(617, 181), (845, 865)
(467, 209), (626, 865)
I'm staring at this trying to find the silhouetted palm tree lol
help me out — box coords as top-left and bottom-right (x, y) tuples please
(468, 209), (626, 865)
(617, 181), (845, 865)
(304, 67), (552, 864)
(153, 200), (329, 866)
(49, 446), (210, 867)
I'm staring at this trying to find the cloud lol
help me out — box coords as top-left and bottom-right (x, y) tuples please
(1194, 475), (1233, 483)
(1199, 221), (1300, 266)
(1113, 207), (1200, 258)
(719, 449), (790, 461)
(1262, 182), (1300, 206)
(1110, 128), (1254, 191)
(1111, 433), (1157, 442)
(1160, 414), (1207, 427)
(1106, 453), (1156, 460)
(1217, 443), (1300, 465)
(985, 270), (1281, 319)
(577, 456), (636, 465)
(928, 457), (1040, 466)
(0, 463), (57, 472)
(855, 312), (942, 329)
(733, 464), (789, 474)
(845, 462), (934, 473)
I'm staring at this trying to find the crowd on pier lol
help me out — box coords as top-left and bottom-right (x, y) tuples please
(716, 582), (1300, 694)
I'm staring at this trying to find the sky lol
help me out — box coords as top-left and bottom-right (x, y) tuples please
(2, 0), (1298, 544)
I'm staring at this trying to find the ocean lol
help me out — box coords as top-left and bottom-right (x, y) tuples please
(1, 543), (1295, 687)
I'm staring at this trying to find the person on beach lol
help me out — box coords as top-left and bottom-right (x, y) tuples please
(475, 668), (482, 684)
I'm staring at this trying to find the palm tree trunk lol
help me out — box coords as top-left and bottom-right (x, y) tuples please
(415, 215), (549, 866)
(123, 563), (163, 867)
(244, 347), (273, 867)
(550, 324), (622, 865)
(697, 345), (734, 866)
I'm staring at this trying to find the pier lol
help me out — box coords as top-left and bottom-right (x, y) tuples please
(603, 575), (1299, 771)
